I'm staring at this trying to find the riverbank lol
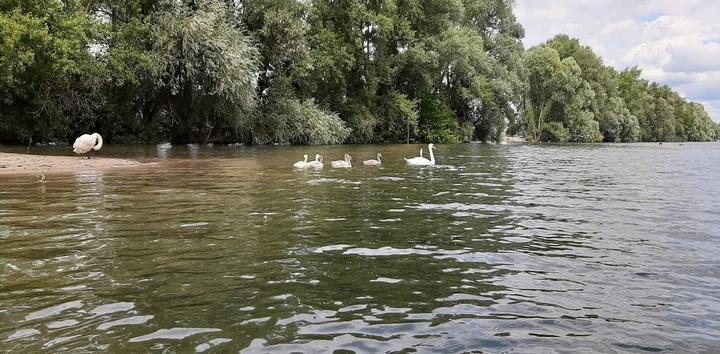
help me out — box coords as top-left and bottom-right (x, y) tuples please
(0, 152), (142, 175)
(502, 136), (527, 144)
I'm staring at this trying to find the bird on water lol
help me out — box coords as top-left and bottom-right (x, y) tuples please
(404, 143), (437, 165)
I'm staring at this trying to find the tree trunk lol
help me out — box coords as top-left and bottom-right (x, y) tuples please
(535, 101), (553, 142)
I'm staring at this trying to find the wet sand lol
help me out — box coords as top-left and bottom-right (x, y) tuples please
(0, 152), (142, 175)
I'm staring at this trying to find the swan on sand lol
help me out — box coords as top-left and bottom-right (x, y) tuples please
(73, 133), (103, 157)
(404, 143), (436, 165)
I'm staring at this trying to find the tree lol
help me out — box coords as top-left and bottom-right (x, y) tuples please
(254, 94), (350, 145)
(0, 1), (102, 142)
(522, 35), (716, 143)
(418, 94), (460, 143)
(523, 45), (582, 141)
(2, 3), (717, 145)
(148, 0), (259, 143)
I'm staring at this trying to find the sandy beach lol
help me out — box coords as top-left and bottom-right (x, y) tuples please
(0, 152), (142, 175)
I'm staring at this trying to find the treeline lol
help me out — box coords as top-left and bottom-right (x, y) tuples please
(521, 35), (718, 142)
(0, 0), (717, 145)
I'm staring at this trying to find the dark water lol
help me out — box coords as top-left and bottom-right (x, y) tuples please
(1, 143), (719, 353)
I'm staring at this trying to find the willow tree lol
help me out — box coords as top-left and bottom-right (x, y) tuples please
(289, 0), (526, 143)
(545, 35), (639, 142)
(527, 35), (717, 143)
(461, 0), (526, 141)
(678, 103), (717, 141)
(397, 0), (525, 142)
(236, 0), (350, 145)
(523, 45), (582, 142)
(148, 0), (259, 143)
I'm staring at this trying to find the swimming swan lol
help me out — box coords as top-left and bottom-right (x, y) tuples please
(73, 133), (103, 156)
(306, 154), (324, 169)
(293, 154), (309, 168)
(331, 154), (352, 168)
(363, 153), (383, 166)
(404, 144), (436, 165)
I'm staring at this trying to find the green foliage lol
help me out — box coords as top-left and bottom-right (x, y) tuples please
(458, 121), (475, 143)
(680, 103), (718, 141)
(523, 34), (717, 143)
(598, 97), (639, 142)
(0, 2), (102, 142)
(419, 95), (460, 144)
(295, 0), (525, 143)
(255, 96), (350, 145)
(566, 110), (601, 143)
(373, 92), (419, 143)
(150, 0), (259, 142)
(0, 3), (716, 145)
(541, 121), (569, 142)
(523, 45), (582, 141)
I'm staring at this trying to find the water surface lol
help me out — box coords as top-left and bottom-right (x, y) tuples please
(1, 143), (719, 353)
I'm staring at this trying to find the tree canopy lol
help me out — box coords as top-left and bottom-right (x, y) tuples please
(522, 35), (717, 142)
(0, 1), (716, 144)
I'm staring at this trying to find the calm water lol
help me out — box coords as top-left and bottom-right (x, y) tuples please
(1, 143), (719, 353)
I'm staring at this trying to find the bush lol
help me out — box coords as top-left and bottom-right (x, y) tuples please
(419, 95), (460, 143)
(255, 97), (350, 145)
(567, 111), (600, 142)
(458, 121), (475, 142)
(341, 102), (377, 144)
(541, 121), (569, 142)
(373, 93), (419, 143)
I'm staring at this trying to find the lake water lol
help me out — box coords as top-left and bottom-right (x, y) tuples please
(1, 143), (719, 353)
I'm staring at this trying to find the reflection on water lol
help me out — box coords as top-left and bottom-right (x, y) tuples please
(1, 143), (720, 352)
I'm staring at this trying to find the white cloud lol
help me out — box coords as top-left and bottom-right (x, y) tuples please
(701, 100), (720, 121)
(515, 1), (720, 122)
(665, 40), (720, 73)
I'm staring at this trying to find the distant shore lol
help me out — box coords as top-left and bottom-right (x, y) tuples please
(502, 136), (527, 143)
(0, 153), (142, 175)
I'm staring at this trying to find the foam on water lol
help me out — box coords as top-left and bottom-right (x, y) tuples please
(25, 301), (83, 321)
(97, 315), (154, 331)
(129, 328), (221, 343)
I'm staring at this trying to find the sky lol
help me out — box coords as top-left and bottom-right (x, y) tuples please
(515, 0), (720, 122)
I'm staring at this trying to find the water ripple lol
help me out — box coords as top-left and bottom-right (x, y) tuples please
(1, 143), (719, 352)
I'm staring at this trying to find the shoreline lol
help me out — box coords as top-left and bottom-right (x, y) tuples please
(0, 152), (143, 175)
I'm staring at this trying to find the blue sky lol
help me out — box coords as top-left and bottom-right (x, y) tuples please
(515, 0), (720, 122)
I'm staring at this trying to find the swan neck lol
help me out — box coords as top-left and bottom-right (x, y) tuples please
(428, 144), (435, 163)
(93, 133), (103, 150)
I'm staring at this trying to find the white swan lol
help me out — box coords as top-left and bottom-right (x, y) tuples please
(331, 154), (352, 168)
(73, 133), (103, 156)
(293, 154), (309, 168)
(363, 153), (383, 166)
(306, 154), (324, 169)
(404, 143), (436, 165)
